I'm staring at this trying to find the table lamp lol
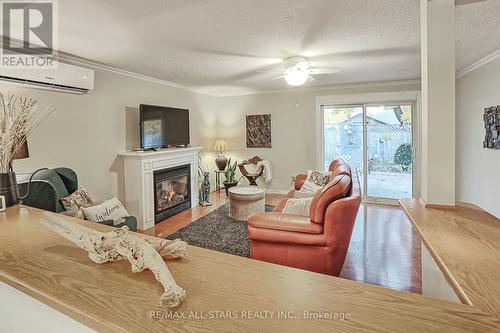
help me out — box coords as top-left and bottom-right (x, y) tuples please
(213, 139), (229, 171)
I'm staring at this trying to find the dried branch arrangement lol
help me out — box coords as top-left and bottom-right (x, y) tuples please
(41, 213), (188, 307)
(0, 93), (55, 172)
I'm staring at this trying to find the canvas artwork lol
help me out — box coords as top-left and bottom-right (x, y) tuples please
(246, 114), (271, 148)
(483, 106), (500, 149)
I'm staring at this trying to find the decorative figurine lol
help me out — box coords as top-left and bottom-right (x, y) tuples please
(199, 171), (212, 206)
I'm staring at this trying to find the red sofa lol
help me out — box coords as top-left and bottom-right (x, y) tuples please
(247, 159), (361, 276)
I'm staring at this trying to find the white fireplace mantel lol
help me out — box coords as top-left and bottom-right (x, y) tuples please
(119, 147), (203, 230)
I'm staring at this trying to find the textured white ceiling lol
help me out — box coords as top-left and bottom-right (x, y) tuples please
(56, 0), (500, 96)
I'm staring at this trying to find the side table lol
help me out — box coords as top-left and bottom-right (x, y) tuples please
(215, 170), (225, 194)
(228, 186), (266, 221)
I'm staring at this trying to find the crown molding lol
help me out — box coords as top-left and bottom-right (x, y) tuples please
(455, 0), (486, 6)
(6, 34), (500, 96)
(214, 79), (422, 97)
(456, 49), (500, 78)
(56, 53), (215, 96)
(0, 35), (213, 96)
(7, 46), (421, 98)
(2, 34), (421, 98)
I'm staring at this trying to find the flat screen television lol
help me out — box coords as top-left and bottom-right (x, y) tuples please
(139, 104), (190, 148)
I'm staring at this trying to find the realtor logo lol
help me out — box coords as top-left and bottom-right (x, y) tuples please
(1, 1), (57, 68)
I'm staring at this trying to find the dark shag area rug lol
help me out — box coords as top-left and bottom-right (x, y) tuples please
(166, 203), (274, 257)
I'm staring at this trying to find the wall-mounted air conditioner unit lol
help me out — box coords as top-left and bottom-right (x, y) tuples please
(0, 61), (94, 94)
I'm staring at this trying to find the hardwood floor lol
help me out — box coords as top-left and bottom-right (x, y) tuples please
(140, 192), (422, 294)
(141, 191), (283, 238)
(340, 203), (421, 294)
(141, 192), (229, 238)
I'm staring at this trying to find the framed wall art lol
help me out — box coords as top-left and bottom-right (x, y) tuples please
(483, 106), (500, 149)
(246, 114), (271, 148)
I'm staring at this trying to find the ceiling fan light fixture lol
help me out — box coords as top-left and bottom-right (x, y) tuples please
(284, 70), (308, 86)
(294, 60), (310, 71)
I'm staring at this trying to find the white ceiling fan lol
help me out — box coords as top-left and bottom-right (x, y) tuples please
(271, 56), (340, 86)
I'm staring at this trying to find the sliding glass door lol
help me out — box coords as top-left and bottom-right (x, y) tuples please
(322, 103), (414, 201)
(365, 104), (413, 199)
(323, 105), (365, 191)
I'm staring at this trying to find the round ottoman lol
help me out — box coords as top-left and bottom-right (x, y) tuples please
(228, 186), (266, 221)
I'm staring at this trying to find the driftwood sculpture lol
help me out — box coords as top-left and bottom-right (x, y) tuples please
(41, 213), (187, 307)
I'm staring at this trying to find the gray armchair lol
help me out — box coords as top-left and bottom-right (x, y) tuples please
(17, 168), (137, 232)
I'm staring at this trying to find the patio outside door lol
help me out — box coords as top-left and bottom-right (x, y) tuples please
(322, 103), (414, 201)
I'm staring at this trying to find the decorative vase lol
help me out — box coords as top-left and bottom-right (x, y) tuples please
(223, 181), (238, 196)
(215, 153), (228, 171)
(0, 172), (18, 207)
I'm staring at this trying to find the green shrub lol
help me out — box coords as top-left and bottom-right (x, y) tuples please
(394, 144), (412, 169)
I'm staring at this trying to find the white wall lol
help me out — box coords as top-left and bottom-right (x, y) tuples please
(456, 59), (500, 218)
(420, 0), (456, 206)
(2, 68), (420, 201)
(8, 62), (497, 218)
(216, 82), (420, 191)
(4, 68), (217, 202)
(6, 58), (496, 218)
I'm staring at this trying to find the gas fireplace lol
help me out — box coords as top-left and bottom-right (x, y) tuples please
(154, 164), (191, 222)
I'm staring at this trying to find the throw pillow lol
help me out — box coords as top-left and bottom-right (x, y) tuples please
(82, 197), (130, 223)
(299, 170), (332, 194)
(59, 208), (86, 220)
(308, 170), (332, 186)
(293, 191), (316, 198)
(282, 197), (313, 217)
(60, 187), (95, 218)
